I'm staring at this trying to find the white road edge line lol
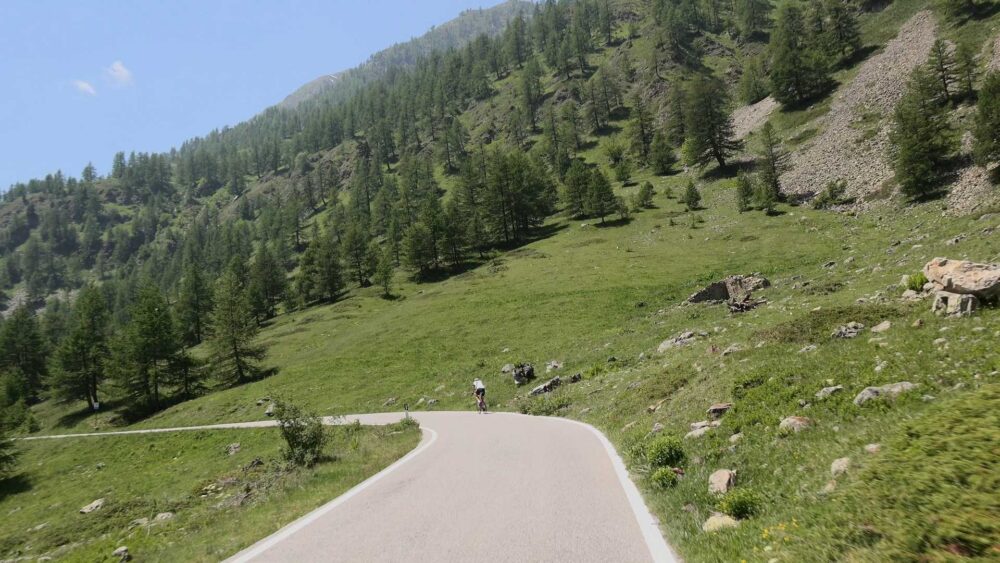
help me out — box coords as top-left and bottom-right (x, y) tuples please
(517, 414), (681, 563)
(223, 425), (439, 563)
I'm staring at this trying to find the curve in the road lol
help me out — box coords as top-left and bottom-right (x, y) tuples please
(21, 412), (679, 562)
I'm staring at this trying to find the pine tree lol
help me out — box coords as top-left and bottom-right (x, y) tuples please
(734, 0), (772, 40)
(823, 0), (861, 63)
(247, 245), (287, 322)
(585, 168), (617, 223)
(954, 39), (978, 101)
(208, 266), (265, 386)
(114, 283), (182, 411)
(177, 261), (213, 346)
(373, 247), (395, 298)
(649, 132), (677, 175)
(627, 92), (654, 162)
(562, 159), (590, 217)
(755, 122), (789, 201)
(665, 85), (687, 147)
(891, 68), (957, 199)
(973, 72), (1000, 166)
(53, 286), (109, 411)
(927, 39), (957, 104)
(0, 427), (15, 479)
(681, 180), (702, 211)
(0, 307), (47, 402)
(736, 173), (753, 213)
(682, 76), (743, 169)
(738, 55), (770, 104)
(769, 2), (831, 106)
(342, 220), (372, 287)
(403, 222), (437, 276)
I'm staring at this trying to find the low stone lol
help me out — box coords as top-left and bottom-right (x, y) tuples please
(651, 423), (665, 434)
(779, 416), (812, 433)
(658, 331), (701, 353)
(529, 376), (562, 396)
(864, 443), (881, 454)
(821, 480), (837, 494)
(728, 433), (744, 444)
(690, 420), (721, 430)
(226, 443), (241, 456)
(264, 403), (275, 417)
(129, 518), (149, 528)
(382, 397), (397, 407)
(708, 469), (736, 494)
(154, 512), (174, 522)
(912, 318), (924, 328)
(569, 373), (582, 383)
(647, 398), (667, 413)
(112, 546), (130, 561)
(831, 457), (851, 477)
(707, 403), (733, 418)
(427, 399), (439, 406)
(546, 360), (563, 373)
(832, 322), (865, 339)
(702, 514), (740, 532)
(685, 426), (712, 440)
(721, 344), (741, 356)
(501, 363), (515, 374)
(79, 498), (105, 514)
(798, 344), (818, 353)
(901, 289), (922, 301)
(823, 261), (837, 269)
(607, 356), (618, 363)
(815, 385), (843, 400)
(932, 291), (978, 317)
(853, 382), (918, 406)
(622, 421), (638, 431)
(871, 321), (892, 333)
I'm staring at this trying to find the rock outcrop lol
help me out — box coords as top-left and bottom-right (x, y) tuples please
(687, 274), (770, 304)
(854, 381), (918, 406)
(923, 257), (1000, 300)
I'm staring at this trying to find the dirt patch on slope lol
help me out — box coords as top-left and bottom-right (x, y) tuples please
(780, 11), (938, 200)
(732, 96), (779, 140)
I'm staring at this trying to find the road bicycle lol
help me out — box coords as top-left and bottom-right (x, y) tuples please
(475, 393), (488, 414)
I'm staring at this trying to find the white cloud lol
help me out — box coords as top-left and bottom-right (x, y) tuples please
(105, 60), (133, 86)
(73, 80), (97, 96)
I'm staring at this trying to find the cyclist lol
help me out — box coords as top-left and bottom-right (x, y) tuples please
(472, 378), (487, 413)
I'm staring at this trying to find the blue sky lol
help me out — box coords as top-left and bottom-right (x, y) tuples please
(0, 0), (503, 189)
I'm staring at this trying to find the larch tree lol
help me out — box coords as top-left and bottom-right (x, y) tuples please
(682, 76), (743, 169)
(53, 286), (109, 411)
(208, 266), (265, 386)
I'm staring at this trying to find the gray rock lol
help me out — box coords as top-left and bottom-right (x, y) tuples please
(690, 420), (721, 431)
(264, 403), (275, 417)
(657, 331), (702, 353)
(113, 546), (130, 561)
(684, 426), (713, 440)
(871, 320), (892, 333)
(529, 376), (562, 396)
(702, 513), (740, 532)
(79, 498), (105, 514)
(129, 517), (149, 528)
(708, 469), (736, 494)
(798, 344), (818, 353)
(932, 291), (978, 317)
(832, 322), (865, 339)
(501, 363), (515, 374)
(427, 399), (439, 406)
(651, 423), (665, 434)
(545, 360), (563, 372)
(831, 457), (851, 477)
(779, 416), (812, 433)
(382, 397), (397, 407)
(864, 443), (882, 454)
(853, 381), (918, 406)
(154, 512), (174, 522)
(728, 433), (744, 444)
(226, 443), (241, 456)
(815, 385), (844, 400)
(569, 373), (582, 383)
(707, 402), (733, 418)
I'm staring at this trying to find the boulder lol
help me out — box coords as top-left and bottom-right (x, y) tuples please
(382, 397), (397, 407)
(657, 331), (703, 353)
(545, 360), (563, 373)
(226, 443), (241, 456)
(708, 469), (736, 494)
(113, 546), (130, 561)
(651, 423), (665, 434)
(154, 512), (175, 522)
(690, 420), (721, 430)
(129, 517), (149, 528)
(853, 382), (918, 406)
(779, 416), (812, 433)
(512, 363), (536, 385)
(501, 363), (515, 374)
(832, 322), (865, 339)
(815, 385), (843, 400)
(728, 433), (744, 444)
(707, 403), (733, 418)
(264, 403), (275, 417)
(684, 426), (713, 440)
(923, 257), (1000, 299)
(871, 321), (892, 333)
(529, 376), (561, 396)
(702, 514), (740, 532)
(831, 457), (851, 477)
(79, 498), (105, 514)
(687, 274), (770, 304)
(427, 399), (439, 406)
(569, 373), (582, 383)
(932, 291), (978, 317)
(864, 443), (882, 454)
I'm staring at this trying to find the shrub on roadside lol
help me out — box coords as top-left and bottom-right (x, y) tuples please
(718, 488), (764, 519)
(649, 467), (679, 489)
(647, 435), (685, 468)
(274, 399), (328, 467)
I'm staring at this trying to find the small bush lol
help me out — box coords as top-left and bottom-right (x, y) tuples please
(907, 272), (928, 292)
(274, 399), (328, 467)
(718, 488), (764, 519)
(647, 436), (685, 468)
(649, 467), (679, 489)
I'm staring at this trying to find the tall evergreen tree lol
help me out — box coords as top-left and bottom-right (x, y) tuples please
(973, 72), (1000, 166)
(53, 286), (109, 411)
(736, 173), (753, 213)
(755, 122), (789, 201)
(649, 132), (677, 175)
(681, 180), (702, 211)
(0, 307), (47, 403)
(927, 39), (957, 104)
(682, 76), (743, 169)
(769, 2), (831, 106)
(247, 245), (287, 322)
(585, 168), (617, 223)
(891, 68), (957, 199)
(177, 261), (213, 346)
(208, 266), (265, 386)
(114, 283), (183, 411)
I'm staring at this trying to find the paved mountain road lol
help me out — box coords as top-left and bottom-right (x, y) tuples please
(25, 412), (678, 562)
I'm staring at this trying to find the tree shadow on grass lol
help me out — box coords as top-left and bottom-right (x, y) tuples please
(701, 160), (755, 181)
(593, 217), (634, 228)
(54, 397), (129, 430)
(0, 474), (31, 501)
